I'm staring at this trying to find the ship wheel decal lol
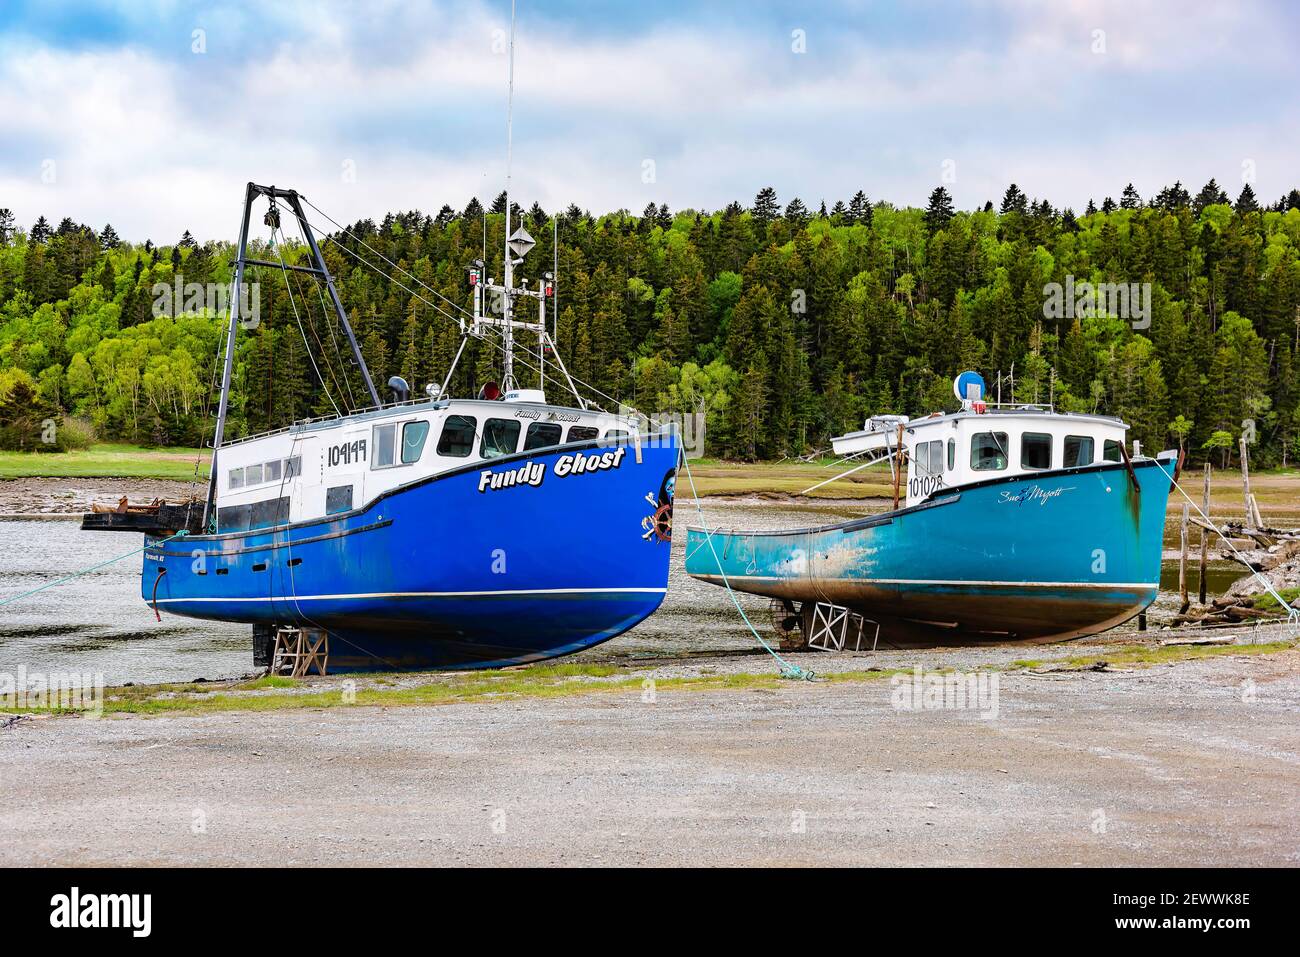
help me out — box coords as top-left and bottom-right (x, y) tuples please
(640, 470), (676, 543)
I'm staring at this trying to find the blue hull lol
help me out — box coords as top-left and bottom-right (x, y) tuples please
(144, 437), (678, 670)
(685, 459), (1171, 644)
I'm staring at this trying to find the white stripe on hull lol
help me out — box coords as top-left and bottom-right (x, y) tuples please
(691, 575), (1155, 589)
(153, 586), (667, 604)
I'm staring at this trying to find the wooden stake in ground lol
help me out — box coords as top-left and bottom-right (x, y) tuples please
(1199, 463), (1211, 605)
(1179, 502), (1190, 615)
(892, 422), (905, 510)
(1240, 436), (1254, 530)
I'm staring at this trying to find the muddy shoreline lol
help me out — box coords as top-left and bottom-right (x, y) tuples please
(3, 643), (1296, 866)
(0, 478), (201, 516)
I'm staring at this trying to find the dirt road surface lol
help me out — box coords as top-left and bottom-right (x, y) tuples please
(2, 647), (1296, 867)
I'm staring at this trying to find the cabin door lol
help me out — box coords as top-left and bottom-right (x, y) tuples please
(270, 435), (318, 614)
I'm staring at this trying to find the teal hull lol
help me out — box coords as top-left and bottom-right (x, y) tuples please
(685, 459), (1172, 644)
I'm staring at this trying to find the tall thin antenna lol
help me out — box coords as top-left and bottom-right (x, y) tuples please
(501, 0), (517, 388)
(553, 215), (558, 341)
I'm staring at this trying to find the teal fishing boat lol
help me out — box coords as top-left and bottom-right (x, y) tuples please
(685, 373), (1176, 646)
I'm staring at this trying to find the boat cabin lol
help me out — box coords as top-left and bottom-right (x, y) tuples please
(213, 394), (637, 534)
(831, 407), (1130, 509)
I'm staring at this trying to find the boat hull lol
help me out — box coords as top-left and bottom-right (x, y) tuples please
(143, 437), (678, 670)
(685, 459), (1171, 645)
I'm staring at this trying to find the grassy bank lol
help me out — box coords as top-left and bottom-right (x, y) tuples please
(0, 443), (208, 480)
(8, 638), (1289, 718)
(1, 444), (1298, 518)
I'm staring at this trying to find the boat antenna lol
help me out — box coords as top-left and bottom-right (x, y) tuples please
(501, 0), (517, 390)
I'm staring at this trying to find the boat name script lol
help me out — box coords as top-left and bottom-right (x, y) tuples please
(998, 484), (1075, 506)
(478, 447), (627, 493)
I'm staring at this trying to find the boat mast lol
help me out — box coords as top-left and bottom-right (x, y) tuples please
(502, 0), (517, 390)
(204, 182), (255, 528)
(203, 183), (382, 528)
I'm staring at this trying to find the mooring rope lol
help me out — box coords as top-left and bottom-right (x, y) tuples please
(1151, 459), (1300, 624)
(678, 455), (814, 681)
(0, 530), (190, 608)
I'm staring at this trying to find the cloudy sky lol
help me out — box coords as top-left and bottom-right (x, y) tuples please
(1, 0), (1297, 242)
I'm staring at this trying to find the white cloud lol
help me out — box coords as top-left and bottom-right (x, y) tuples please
(0, 0), (1296, 241)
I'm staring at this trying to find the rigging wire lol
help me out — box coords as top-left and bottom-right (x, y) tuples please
(299, 209), (627, 412)
(301, 213), (613, 409)
(275, 226), (355, 413)
(271, 227), (342, 418)
(286, 214), (357, 409)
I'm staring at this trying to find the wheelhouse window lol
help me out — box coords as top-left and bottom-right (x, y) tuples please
(249, 497), (290, 530)
(566, 425), (600, 443)
(970, 432), (1009, 471)
(1064, 435), (1094, 468)
(524, 422), (563, 451)
(913, 439), (943, 475)
(481, 418), (521, 459)
(947, 438), (955, 471)
(1103, 439), (1122, 463)
(401, 420), (430, 464)
(326, 485), (353, 515)
(230, 455), (301, 490)
(372, 423), (398, 468)
(1021, 432), (1052, 470)
(604, 429), (629, 442)
(217, 503), (250, 533)
(437, 415), (477, 457)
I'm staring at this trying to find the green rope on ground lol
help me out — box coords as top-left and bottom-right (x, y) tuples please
(0, 530), (190, 608)
(679, 455), (815, 681)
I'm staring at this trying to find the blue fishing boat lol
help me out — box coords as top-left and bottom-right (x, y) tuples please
(83, 180), (678, 671)
(685, 373), (1175, 646)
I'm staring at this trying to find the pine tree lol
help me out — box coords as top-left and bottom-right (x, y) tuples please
(30, 216), (51, 243)
(1000, 184), (1028, 215)
(1120, 183), (1142, 209)
(1193, 178), (1230, 215)
(178, 229), (197, 248)
(752, 187), (780, 232)
(99, 223), (120, 250)
(923, 186), (954, 233)
(1100, 196), (1116, 213)
(0, 209), (14, 245)
(490, 191), (507, 214)
(783, 197), (809, 229)
(1235, 183), (1259, 214)
(462, 197), (483, 220)
(847, 190), (870, 225)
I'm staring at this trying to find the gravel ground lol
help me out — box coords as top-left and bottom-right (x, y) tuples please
(1, 645), (1296, 867)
